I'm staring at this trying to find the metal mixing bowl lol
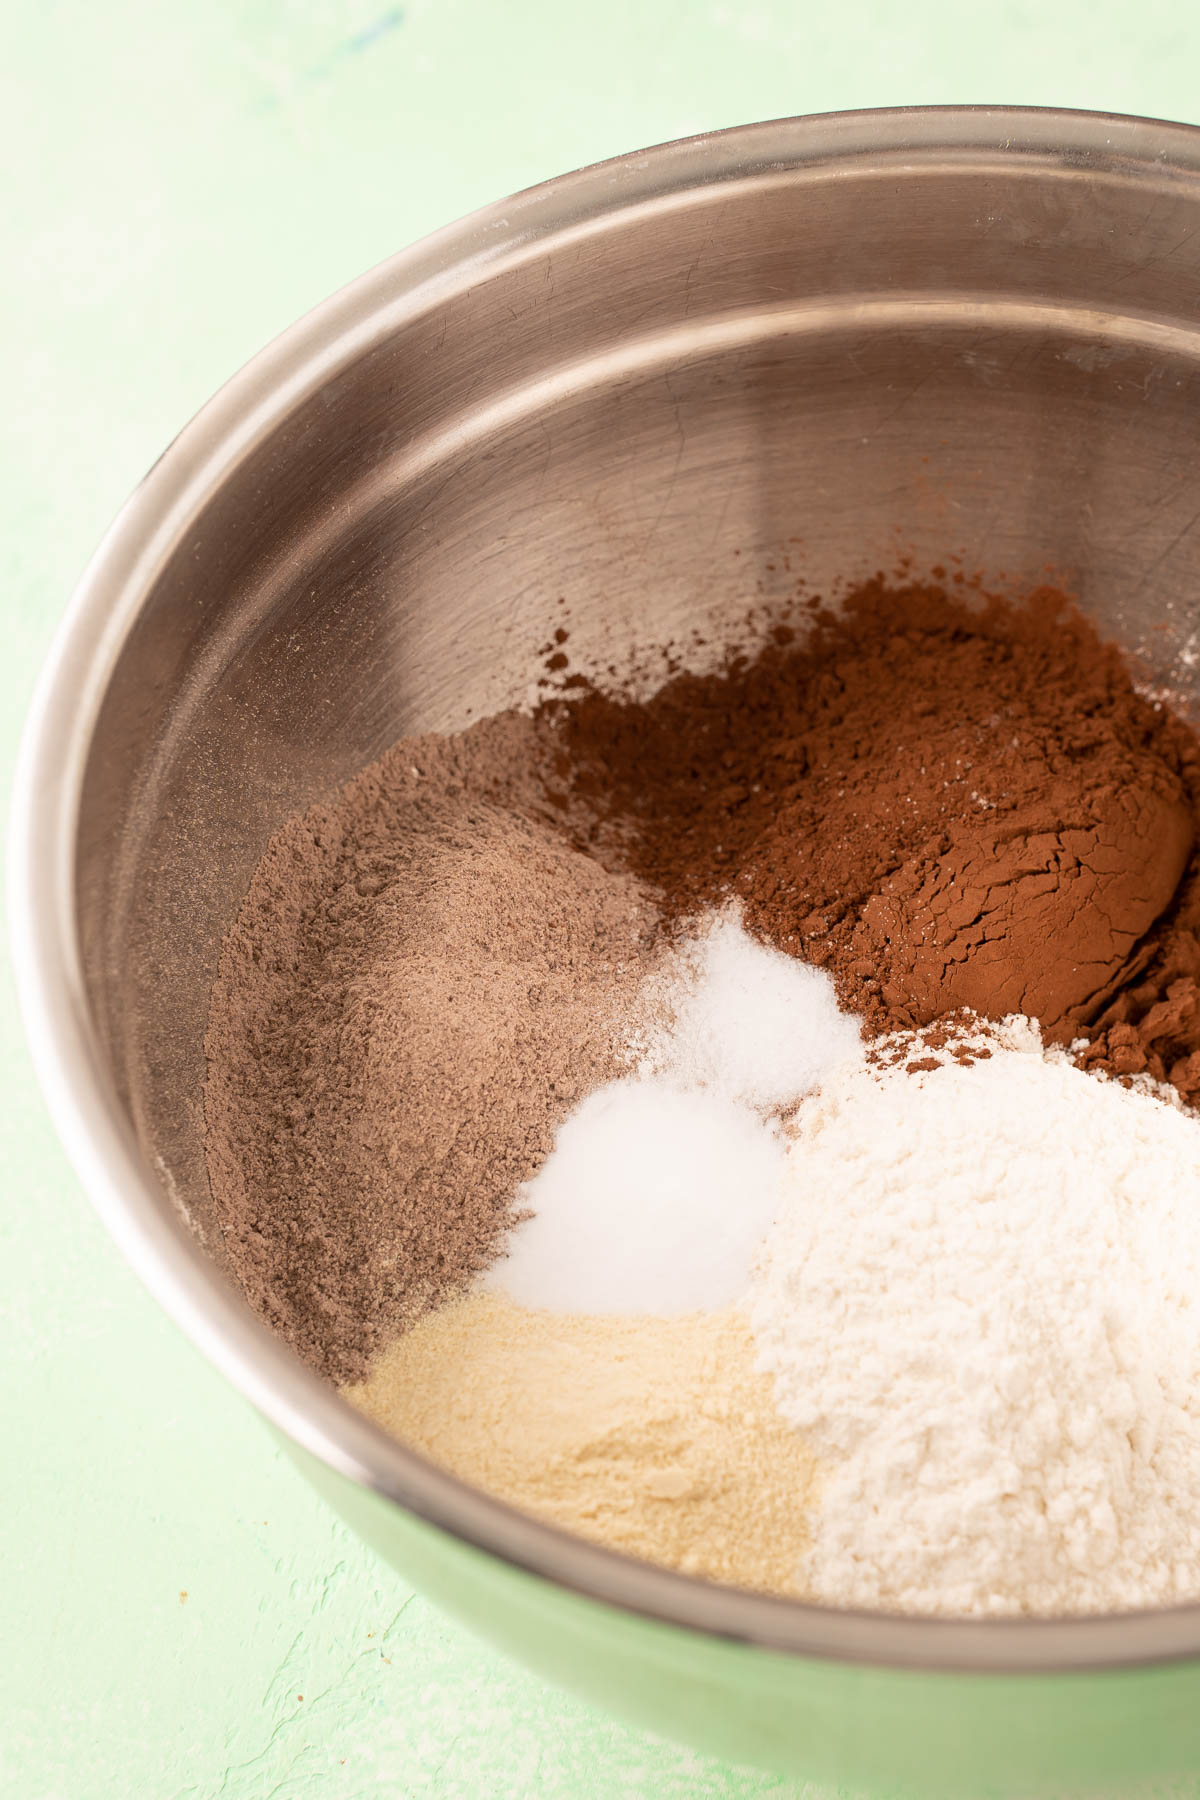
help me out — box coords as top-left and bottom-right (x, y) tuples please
(15, 106), (1200, 1794)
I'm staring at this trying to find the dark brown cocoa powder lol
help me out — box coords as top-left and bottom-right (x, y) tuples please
(204, 713), (655, 1384)
(543, 579), (1200, 1096)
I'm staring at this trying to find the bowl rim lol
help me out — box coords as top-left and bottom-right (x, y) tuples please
(15, 102), (1200, 1675)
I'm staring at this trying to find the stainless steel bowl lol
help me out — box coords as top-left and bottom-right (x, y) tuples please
(15, 107), (1200, 1793)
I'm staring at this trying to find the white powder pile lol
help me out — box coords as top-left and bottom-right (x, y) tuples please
(640, 909), (862, 1108)
(490, 910), (860, 1313)
(751, 1018), (1200, 1617)
(489, 1078), (786, 1313)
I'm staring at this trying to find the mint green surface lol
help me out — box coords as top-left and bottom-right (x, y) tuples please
(297, 1444), (1200, 1796)
(9, 5), (1200, 1796)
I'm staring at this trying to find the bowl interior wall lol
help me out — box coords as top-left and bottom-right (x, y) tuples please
(75, 146), (1200, 1267)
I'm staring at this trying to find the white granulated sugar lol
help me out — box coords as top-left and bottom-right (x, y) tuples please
(488, 1076), (785, 1313)
(641, 908), (862, 1109)
(491, 908), (858, 1313)
(750, 1020), (1200, 1617)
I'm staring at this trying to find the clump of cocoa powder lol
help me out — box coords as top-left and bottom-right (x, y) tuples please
(204, 713), (656, 1384)
(543, 578), (1200, 1098)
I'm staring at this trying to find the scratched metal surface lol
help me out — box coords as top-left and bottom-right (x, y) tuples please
(9, 4), (1200, 1796)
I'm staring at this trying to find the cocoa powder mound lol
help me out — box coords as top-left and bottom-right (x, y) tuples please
(204, 712), (656, 1384)
(544, 579), (1200, 1088)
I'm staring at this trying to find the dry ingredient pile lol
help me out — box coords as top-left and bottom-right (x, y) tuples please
(205, 577), (1200, 1617)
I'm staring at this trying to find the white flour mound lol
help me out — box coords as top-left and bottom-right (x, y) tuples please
(751, 1019), (1200, 1617)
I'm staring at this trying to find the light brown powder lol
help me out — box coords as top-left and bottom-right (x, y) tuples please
(343, 1292), (817, 1594)
(204, 713), (658, 1386)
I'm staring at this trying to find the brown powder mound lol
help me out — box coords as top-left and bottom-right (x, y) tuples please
(1082, 973), (1200, 1103)
(204, 714), (656, 1384)
(855, 784), (1192, 1036)
(545, 579), (1200, 1074)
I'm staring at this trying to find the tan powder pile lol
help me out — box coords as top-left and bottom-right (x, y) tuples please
(204, 714), (658, 1385)
(344, 1292), (816, 1593)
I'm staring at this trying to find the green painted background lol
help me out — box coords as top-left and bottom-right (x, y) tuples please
(8, 4), (1200, 1795)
